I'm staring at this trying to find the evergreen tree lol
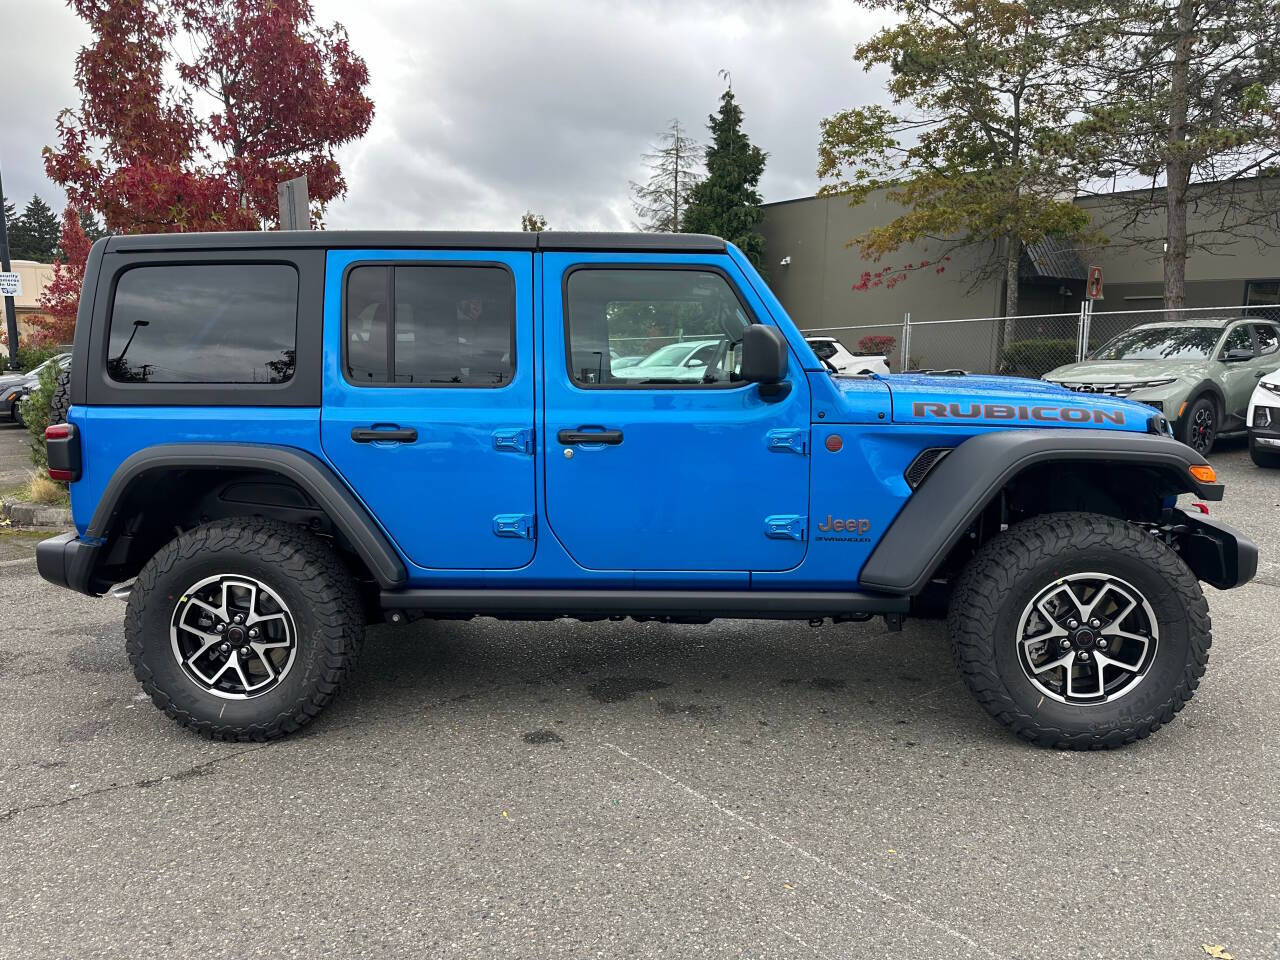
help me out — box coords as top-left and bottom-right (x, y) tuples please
(2, 196), (15, 232)
(682, 87), (768, 272)
(9, 196), (61, 261)
(77, 208), (110, 246)
(630, 120), (703, 232)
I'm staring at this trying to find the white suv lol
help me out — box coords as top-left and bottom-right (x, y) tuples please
(1248, 367), (1280, 467)
(805, 336), (890, 376)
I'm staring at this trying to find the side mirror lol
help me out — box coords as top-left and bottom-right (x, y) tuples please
(1223, 348), (1254, 363)
(740, 325), (788, 384)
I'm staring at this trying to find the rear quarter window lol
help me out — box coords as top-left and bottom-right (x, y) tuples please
(107, 263), (298, 384)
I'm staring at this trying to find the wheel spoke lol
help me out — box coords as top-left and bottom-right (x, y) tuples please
(187, 597), (225, 622)
(1030, 649), (1075, 676)
(246, 610), (288, 629)
(229, 653), (252, 692)
(185, 636), (221, 665)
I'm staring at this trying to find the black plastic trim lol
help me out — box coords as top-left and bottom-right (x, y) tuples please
(87, 444), (407, 588)
(860, 429), (1224, 595)
(1169, 507), (1258, 590)
(36, 532), (108, 596)
(379, 588), (908, 619)
(103, 230), (724, 254)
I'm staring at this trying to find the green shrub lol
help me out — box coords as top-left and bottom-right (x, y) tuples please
(20, 362), (62, 472)
(14, 343), (63, 373)
(999, 338), (1077, 378)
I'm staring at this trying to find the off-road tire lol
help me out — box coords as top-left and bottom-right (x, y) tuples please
(948, 512), (1210, 750)
(1250, 435), (1280, 468)
(125, 518), (364, 741)
(49, 368), (71, 426)
(1177, 394), (1217, 455)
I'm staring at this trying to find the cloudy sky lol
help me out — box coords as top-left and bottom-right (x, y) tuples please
(2, 0), (893, 231)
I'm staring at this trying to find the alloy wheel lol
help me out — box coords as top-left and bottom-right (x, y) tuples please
(1016, 572), (1159, 705)
(170, 574), (298, 699)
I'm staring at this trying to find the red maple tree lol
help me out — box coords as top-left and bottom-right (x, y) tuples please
(44, 0), (374, 234)
(31, 208), (93, 346)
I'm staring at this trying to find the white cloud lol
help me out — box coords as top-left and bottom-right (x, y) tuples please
(1, 0), (893, 231)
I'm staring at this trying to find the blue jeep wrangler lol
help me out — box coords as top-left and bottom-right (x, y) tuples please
(37, 231), (1257, 748)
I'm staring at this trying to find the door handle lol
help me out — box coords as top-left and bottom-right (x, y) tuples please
(557, 427), (623, 445)
(351, 426), (418, 443)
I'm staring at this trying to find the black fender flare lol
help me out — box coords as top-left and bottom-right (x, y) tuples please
(87, 443), (407, 588)
(858, 428), (1222, 595)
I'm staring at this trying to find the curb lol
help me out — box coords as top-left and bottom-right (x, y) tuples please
(1, 498), (73, 530)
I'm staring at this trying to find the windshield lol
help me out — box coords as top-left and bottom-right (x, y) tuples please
(1091, 326), (1221, 361)
(634, 342), (702, 367)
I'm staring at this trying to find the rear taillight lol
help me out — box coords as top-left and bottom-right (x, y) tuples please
(45, 423), (81, 483)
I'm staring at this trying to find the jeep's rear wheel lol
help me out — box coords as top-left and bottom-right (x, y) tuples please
(126, 518), (364, 740)
(1177, 395), (1217, 455)
(948, 512), (1210, 749)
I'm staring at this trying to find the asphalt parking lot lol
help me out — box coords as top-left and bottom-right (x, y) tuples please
(0, 421), (1276, 960)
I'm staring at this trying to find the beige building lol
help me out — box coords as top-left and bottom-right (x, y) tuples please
(761, 178), (1280, 343)
(3, 259), (56, 340)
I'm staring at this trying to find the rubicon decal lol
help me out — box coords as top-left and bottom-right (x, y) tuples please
(912, 402), (1126, 425)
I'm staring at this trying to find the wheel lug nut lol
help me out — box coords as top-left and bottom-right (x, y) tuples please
(215, 623), (225, 633)
(234, 614), (245, 624)
(1078, 650), (1090, 660)
(239, 646), (250, 657)
(1059, 638), (1072, 650)
(1067, 619), (1079, 629)
(1097, 638), (1108, 650)
(1090, 618), (1101, 628)
(248, 628), (259, 639)
(219, 642), (230, 653)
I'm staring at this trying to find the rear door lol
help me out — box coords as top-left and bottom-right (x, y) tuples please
(321, 250), (535, 570)
(541, 254), (811, 572)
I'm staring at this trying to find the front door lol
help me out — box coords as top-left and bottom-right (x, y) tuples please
(321, 250), (536, 570)
(541, 254), (811, 572)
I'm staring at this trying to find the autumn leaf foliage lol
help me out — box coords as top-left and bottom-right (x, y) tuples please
(31, 208), (93, 347)
(44, 0), (374, 234)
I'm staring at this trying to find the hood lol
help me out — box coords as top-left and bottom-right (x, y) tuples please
(885, 373), (1150, 431)
(1044, 358), (1204, 382)
(0, 372), (27, 390)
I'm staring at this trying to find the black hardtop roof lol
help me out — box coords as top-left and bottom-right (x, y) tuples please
(102, 230), (726, 254)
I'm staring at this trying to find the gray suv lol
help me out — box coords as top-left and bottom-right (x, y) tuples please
(1045, 319), (1280, 454)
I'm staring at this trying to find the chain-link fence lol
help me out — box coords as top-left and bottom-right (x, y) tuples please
(802, 303), (1278, 378)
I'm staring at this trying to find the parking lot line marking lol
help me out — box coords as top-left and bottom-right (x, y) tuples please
(603, 741), (1005, 960)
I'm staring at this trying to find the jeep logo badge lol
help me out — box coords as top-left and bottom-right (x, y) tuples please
(817, 516), (870, 535)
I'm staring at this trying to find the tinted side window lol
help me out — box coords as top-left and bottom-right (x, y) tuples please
(1253, 324), (1279, 356)
(108, 264), (297, 383)
(565, 268), (752, 387)
(1222, 325), (1254, 356)
(343, 264), (515, 386)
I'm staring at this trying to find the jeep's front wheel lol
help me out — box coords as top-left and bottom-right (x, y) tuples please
(125, 519), (364, 740)
(948, 512), (1210, 749)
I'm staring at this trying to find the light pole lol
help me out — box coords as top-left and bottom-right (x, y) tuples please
(0, 161), (20, 370)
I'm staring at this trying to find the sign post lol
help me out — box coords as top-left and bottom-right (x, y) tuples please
(276, 175), (310, 231)
(0, 162), (20, 370)
(1080, 265), (1104, 360)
